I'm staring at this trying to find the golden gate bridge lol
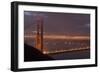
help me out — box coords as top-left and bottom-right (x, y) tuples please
(24, 16), (90, 55)
(25, 35), (90, 54)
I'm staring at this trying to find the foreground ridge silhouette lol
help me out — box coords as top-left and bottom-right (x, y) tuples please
(24, 43), (54, 62)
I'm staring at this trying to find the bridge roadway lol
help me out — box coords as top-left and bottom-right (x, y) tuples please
(24, 35), (90, 40)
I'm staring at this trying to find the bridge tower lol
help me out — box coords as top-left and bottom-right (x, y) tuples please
(35, 16), (43, 52)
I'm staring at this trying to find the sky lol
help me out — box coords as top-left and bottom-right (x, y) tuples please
(24, 11), (90, 36)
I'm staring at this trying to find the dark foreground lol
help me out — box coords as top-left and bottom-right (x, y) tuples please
(24, 44), (54, 61)
(24, 44), (90, 62)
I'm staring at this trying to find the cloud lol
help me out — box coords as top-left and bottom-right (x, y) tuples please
(24, 11), (48, 18)
(24, 12), (32, 16)
(84, 23), (90, 28)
